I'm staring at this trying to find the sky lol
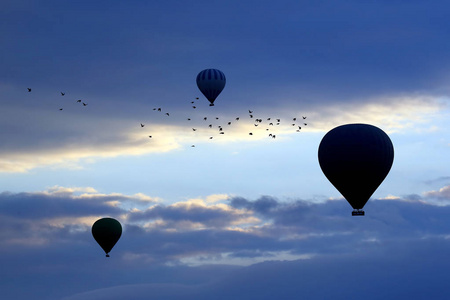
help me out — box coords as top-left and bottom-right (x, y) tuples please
(0, 0), (449, 299)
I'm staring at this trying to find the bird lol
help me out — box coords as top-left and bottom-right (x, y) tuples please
(208, 124), (213, 128)
(61, 92), (65, 96)
(304, 123), (307, 126)
(191, 145), (195, 147)
(227, 122), (231, 125)
(215, 117), (219, 120)
(27, 88), (31, 92)
(157, 108), (161, 111)
(249, 110), (253, 113)
(204, 117), (207, 121)
(196, 97), (199, 99)
(191, 101), (195, 104)
(192, 128), (197, 131)
(209, 136), (213, 139)
(76, 100), (82, 103)
(276, 119), (280, 122)
(165, 113), (170, 116)
(293, 118), (296, 121)
(187, 118), (191, 121)
(140, 123), (145, 127)
(220, 132), (224, 134)
(59, 108), (63, 111)
(249, 115), (253, 118)
(236, 117), (240, 121)
(82, 102), (88, 106)
(249, 132), (253, 135)
(192, 106), (196, 109)
(303, 116), (307, 119)
(149, 136), (152, 138)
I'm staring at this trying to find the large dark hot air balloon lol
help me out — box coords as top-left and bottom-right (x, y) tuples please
(318, 124), (394, 216)
(196, 69), (226, 106)
(92, 218), (122, 257)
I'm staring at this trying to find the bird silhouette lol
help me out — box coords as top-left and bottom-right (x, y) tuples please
(165, 113), (170, 116)
(59, 108), (63, 111)
(82, 102), (87, 106)
(61, 92), (65, 96)
(76, 100), (82, 103)
(249, 110), (253, 113)
(303, 116), (307, 119)
(149, 136), (152, 138)
(141, 123), (145, 127)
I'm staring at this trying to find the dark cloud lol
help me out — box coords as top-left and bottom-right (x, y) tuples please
(0, 191), (124, 220)
(1, 187), (450, 299)
(62, 236), (450, 300)
(129, 202), (251, 228)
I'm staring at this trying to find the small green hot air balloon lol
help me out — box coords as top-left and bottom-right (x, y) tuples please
(92, 217), (122, 257)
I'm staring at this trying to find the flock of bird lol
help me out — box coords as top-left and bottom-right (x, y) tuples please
(27, 88), (308, 148)
(140, 97), (308, 147)
(27, 88), (88, 110)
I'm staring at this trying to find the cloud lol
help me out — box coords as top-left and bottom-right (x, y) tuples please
(2, 185), (450, 299)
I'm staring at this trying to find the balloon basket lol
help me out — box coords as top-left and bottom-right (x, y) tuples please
(352, 210), (365, 216)
(209, 103), (215, 106)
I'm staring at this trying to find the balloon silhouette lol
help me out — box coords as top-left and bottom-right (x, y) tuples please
(318, 124), (394, 216)
(196, 69), (226, 106)
(92, 218), (122, 257)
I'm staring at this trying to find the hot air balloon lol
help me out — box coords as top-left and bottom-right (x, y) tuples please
(196, 69), (226, 106)
(92, 217), (122, 257)
(318, 124), (394, 216)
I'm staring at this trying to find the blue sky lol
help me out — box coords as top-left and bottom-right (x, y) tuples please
(1, 1), (449, 299)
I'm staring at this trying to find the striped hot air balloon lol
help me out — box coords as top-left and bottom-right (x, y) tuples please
(196, 69), (226, 106)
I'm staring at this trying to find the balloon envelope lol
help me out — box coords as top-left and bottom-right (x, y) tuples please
(196, 69), (226, 106)
(92, 217), (122, 257)
(318, 124), (394, 212)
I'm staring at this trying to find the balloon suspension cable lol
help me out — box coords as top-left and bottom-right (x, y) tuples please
(352, 209), (365, 216)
